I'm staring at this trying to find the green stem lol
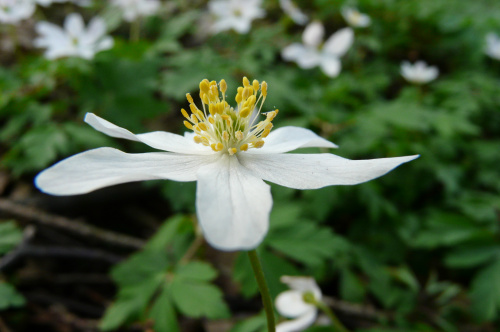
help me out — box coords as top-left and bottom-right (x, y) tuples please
(130, 19), (141, 42)
(316, 301), (349, 332)
(247, 249), (275, 332)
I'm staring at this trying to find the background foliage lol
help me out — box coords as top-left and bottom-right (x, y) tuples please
(1, 0), (500, 331)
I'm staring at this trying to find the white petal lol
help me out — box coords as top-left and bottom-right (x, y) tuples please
(323, 27), (354, 57)
(279, 0), (308, 25)
(281, 276), (322, 298)
(238, 153), (419, 189)
(35, 148), (218, 195)
(276, 309), (317, 332)
(295, 47), (321, 69)
(320, 55), (342, 77)
(282, 43), (307, 61)
(64, 13), (85, 36)
(302, 21), (324, 48)
(196, 154), (272, 251)
(84, 113), (212, 155)
(276, 290), (315, 318)
(86, 16), (107, 42)
(247, 126), (337, 154)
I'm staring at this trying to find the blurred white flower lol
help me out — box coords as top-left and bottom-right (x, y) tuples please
(279, 0), (308, 25)
(34, 13), (113, 60)
(341, 7), (371, 28)
(400, 60), (439, 84)
(209, 0), (265, 34)
(34, 0), (68, 6)
(111, 0), (160, 22)
(282, 21), (354, 77)
(276, 276), (322, 332)
(0, 0), (35, 24)
(35, 78), (418, 251)
(485, 33), (500, 60)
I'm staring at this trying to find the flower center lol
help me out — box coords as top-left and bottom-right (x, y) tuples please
(182, 77), (278, 155)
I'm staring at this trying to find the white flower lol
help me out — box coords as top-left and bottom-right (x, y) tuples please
(34, 13), (114, 60)
(485, 33), (500, 60)
(35, 78), (418, 251)
(34, 0), (69, 6)
(0, 0), (35, 24)
(341, 7), (371, 28)
(282, 22), (354, 77)
(279, 0), (308, 25)
(208, 0), (265, 34)
(400, 60), (439, 84)
(111, 0), (160, 22)
(276, 276), (322, 332)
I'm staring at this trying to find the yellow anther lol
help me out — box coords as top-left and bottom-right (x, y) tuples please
(242, 87), (251, 100)
(239, 107), (251, 118)
(181, 108), (190, 120)
(193, 135), (202, 144)
(266, 111), (277, 120)
(202, 94), (209, 105)
(190, 114), (198, 124)
(222, 131), (229, 141)
(221, 114), (230, 121)
(200, 80), (209, 94)
(217, 102), (224, 114)
(253, 140), (265, 148)
(235, 92), (242, 104)
(201, 137), (210, 146)
(235, 131), (244, 140)
(210, 80), (217, 87)
(198, 122), (208, 131)
(261, 81), (267, 97)
(216, 143), (223, 151)
(219, 79), (227, 94)
(244, 95), (256, 107)
(228, 148), (237, 155)
(275, 109), (279, 115)
(265, 123), (273, 131)
(252, 80), (259, 91)
(189, 103), (197, 113)
(226, 119), (231, 126)
(208, 116), (215, 124)
(209, 103), (216, 115)
(211, 143), (217, 151)
(262, 129), (270, 138)
(186, 93), (194, 104)
(184, 121), (193, 130)
(193, 124), (201, 132)
(243, 77), (250, 87)
(239, 144), (249, 151)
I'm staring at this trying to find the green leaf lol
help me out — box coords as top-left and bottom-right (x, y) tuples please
(144, 215), (191, 251)
(229, 312), (266, 332)
(0, 282), (25, 310)
(148, 285), (180, 332)
(171, 269), (230, 319)
(445, 244), (500, 268)
(469, 259), (500, 321)
(340, 268), (366, 303)
(0, 221), (23, 255)
(175, 261), (218, 282)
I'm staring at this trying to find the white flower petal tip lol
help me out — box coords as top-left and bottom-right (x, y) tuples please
(485, 33), (500, 60)
(400, 61), (439, 84)
(33, 13), (113, 60)
(209, 0), (265, 34)
(279, 0), (308, 25)
(282, 22), (353, 77)
(275, 276), (322, 332)
(239, 154), (420, 190)
(341, 7), (371, 28)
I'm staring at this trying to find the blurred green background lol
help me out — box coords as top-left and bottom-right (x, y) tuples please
(1, 0), (500, 331)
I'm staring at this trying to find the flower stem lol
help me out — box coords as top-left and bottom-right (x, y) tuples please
(247, 249), (275, 332)
(130, 19), (141, 42)
(315, 301), (349, 332)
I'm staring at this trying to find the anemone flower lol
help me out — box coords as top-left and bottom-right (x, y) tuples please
(341, 7), (371, 28)
(208, 0), (265, 34)
(34, 13), (113, 60)
(276, 276), (322, 332)
(400, 60), (439, 84)
(36, 78), (418, 251)
(111, 0), (160, 22)
(282, 21), (354, 77)
(0, 0), (35, 24)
